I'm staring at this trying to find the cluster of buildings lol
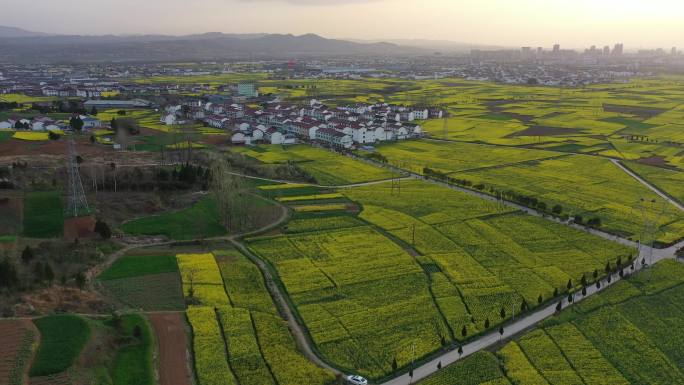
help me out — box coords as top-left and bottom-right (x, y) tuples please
(0, 114), (102, 131)
(162, 99), (442, 149)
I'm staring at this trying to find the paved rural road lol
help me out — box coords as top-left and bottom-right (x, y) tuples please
(88, 164), (684, 384)
(380, 250), (676, 385)
(611, 159), (684, 212)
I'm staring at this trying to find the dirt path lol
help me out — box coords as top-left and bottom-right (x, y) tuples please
(230, 239), (343, 376)
(148, 312), (193, 385)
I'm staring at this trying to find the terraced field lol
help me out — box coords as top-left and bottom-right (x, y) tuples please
(247, 224), (446, 378)
(177, 251), (335, 385)
(419, 259), (684, 385)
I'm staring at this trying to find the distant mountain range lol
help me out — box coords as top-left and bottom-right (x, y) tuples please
(349, 38), (509, 52)
(0, 25), (51, 38)
(0, 26), (429, 63)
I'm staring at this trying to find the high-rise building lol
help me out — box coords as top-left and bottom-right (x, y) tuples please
(553, 44), (560, 53)
(613, 43), (624, 55)
(603, 46), (611, 56)
(521, 47), (532, 57)
(537, 47), (543, 55)
(673, 47), (678, 56)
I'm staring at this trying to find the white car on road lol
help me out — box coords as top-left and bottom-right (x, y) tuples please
(347, 375), (368, 385)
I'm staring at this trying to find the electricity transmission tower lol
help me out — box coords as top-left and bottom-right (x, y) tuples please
(65, 139), (90, 218)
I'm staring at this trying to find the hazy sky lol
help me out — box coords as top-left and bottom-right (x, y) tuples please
(2, 0), (682, 48)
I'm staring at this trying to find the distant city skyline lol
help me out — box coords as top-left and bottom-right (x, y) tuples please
(2, 0), (683, 49)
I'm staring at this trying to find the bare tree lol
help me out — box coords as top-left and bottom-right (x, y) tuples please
(209, 157), (246, 231)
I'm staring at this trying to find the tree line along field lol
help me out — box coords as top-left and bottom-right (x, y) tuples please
(372, 139), (684, 244)
(418, 259), (684, 385)
(177, 251), (336, 385)
(242, 180), (633, 379)
(231, 144), (397, 186)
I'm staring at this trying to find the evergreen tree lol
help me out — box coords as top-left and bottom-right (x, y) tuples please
(21, 246), (34, 264)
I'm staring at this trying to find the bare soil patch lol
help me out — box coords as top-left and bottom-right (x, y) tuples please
(63, 216), (96, 241)
(15, 286), (109, 317)
(0, 319), (35, 385)
(0, 193), (22, 234)
(148, 312), (193, 385)
(603, 104), (666, 118)
(635, 156), (672, 168)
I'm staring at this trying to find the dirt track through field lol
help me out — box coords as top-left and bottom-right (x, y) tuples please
(148, 312), (193, 385)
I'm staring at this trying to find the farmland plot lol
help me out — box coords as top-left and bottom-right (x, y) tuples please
(99, 255), (184, 311)
(424, 260), (684, 385)
(434, 151), (684, 244)
(0, 320), (36, 385)
(232, 144), (395, 185)
(247, 225), (449, 378)
(181, 251), (334, 385)
(344, 180), (632, 328)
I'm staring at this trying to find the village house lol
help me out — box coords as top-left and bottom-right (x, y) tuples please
(315, 127), (353, 149)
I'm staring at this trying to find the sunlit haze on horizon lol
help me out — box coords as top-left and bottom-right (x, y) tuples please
(1, 0), (683, 48)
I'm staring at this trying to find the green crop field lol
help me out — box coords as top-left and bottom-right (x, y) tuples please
(99, 255), (178, 280)
(30, 315), (91, 377)
(121, 196), (227, 240)
(247, 224), (448, 378)
(111, 314), (155, 385)
(243, 178), (634, 379)
(232, 144), (396, 185)
(625, 161), (684, 204)
(420, 351), (510, 385)
(456, 153), (684, 244)
(344, 180), (632, 332)
(99, 255), (184, 311)
(374, 139), (683, 243)
(22, 191), (64, 238)
(373, 139), (560, 174)
(181, 251), (335, 385)
(420, 259), (684, 385)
